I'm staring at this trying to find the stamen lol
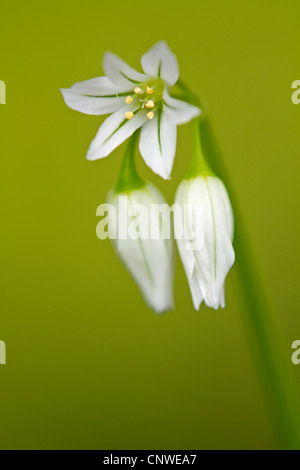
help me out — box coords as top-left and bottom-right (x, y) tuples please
(134, 87), (142, 94)
(145, 100), (154, 109)
(125, 111), (134, 120)
(146, 87), (153, 94)
(146, 111), (154, 120)
(125, 96), (133, 104)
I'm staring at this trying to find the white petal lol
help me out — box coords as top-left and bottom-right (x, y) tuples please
(174, 176), (235, 310)
(139, 112), (177, 179)
(87, 106), (146, 160)
(103, 52), (148, 88)
(175, 180), (207, 310)
(141, 41), (179, 86)
(163, 89), (201, 125)
(206, 177), (235, 292)
(216, 179), (235, 242)
(107, 185), (175, 313)
(60, 77), (129, 115)
(176, 236), (203, 310)
(189, 273), (204, 310)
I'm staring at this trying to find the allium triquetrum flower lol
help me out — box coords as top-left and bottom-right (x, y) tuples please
(60, 41), (200, 179)
(174, 175), (235, 310)
(107, 183), (175, 313)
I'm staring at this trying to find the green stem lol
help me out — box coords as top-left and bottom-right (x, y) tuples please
(115, 130), (145, 193)
(186, 118), (215, 178)
(176, 79), (300, 449)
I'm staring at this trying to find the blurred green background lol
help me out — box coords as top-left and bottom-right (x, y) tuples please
(0, 0), (299, 450)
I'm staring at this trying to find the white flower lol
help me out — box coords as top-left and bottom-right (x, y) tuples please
(60, 41), (200, 180)
(174, 175), (235, 310)
(107, 183), (175, 313)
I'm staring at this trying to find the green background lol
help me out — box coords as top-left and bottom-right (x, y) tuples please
(0, 0), (299, 450)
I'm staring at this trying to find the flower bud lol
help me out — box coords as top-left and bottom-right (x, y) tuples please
(107, 183), (175, 313)
(174, 175), (235, 310)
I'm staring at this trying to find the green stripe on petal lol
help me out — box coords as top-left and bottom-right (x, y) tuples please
(157, 109), (162, 155)
(104, 109), (141, 144)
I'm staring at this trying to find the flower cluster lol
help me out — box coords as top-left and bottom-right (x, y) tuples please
(61, 41), (235, 313)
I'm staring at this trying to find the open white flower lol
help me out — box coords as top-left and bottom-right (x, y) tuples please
(174, 175), (235, 310)
(60, 41), (200, 179)
(107, 183), (175, 313)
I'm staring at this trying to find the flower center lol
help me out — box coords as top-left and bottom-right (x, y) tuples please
(124, 78), (164, 120)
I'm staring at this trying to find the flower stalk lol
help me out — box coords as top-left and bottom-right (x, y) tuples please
(186, 118), (215, 179)
(176, 79), (300, 449)
(115, 131), (144, 193)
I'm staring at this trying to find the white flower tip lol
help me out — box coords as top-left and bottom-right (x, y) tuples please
(160, 167), (172, 180)
(86, 148), (108, 161)
(103, 50), (113, 65)
(59, 88), (70, 102)
(195, 106), (202, 117)
(154, 307), (173, 315)
(102, 51), (120, 80)
(155, 169), (171, 180)
(186, 104), (201, 122)
(60, 87), (72, 96)
(154, 40), (168, 47)
(190, 293), (202, 311)
(152, 300), (175, 314)
(151, 40), (174, 58)
(141, 40), (179, 86)
(86, 152), (96, 161)
(210, 303), (224, 310)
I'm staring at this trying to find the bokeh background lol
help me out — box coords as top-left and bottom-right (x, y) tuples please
(0, 0), (299, 450)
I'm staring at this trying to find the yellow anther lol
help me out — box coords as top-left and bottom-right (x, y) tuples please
(134, 87), (142, 94)
(125, 96), (133, 104)
(125, 111), (134, 120)
(146, 111), (154, 120)
(145, 100), (155, 109)
(146, 87), (153, 94)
